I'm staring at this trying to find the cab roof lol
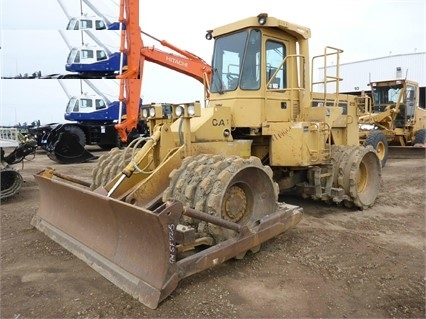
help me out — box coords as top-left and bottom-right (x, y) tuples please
(211, 14), (311, 40)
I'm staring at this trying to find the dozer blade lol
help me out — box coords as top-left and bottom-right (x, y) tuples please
(47, 131), (97, 164)
(32, 173), (183, 309)
(32, 172), (302, 309)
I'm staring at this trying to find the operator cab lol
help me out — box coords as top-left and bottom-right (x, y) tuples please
(66, 45), (124, 74)
(65, 94), (121, 122)
(66, 15), (108, 30)
(67, 45), (109, 65)
(371, 80), (418, 127)
(209, 16), (290, 94)
(206, 14), (310, 128)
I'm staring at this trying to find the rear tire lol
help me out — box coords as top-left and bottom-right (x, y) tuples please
(364, 131), (388, 167)
(332, 145), (382, 210)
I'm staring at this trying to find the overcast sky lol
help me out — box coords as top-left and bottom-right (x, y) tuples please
(1, 0), (425, 126)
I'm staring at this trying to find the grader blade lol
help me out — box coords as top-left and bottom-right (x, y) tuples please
(32, 171), (302, 309)
(388, 146), (426, 159)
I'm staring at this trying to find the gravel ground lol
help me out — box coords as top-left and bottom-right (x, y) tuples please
(1, 147), (425, 318)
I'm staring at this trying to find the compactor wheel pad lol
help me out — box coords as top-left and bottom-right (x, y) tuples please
(163, 154), (279, 243)
(91, 147), (132, 189)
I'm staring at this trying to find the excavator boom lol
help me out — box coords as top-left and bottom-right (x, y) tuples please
(114, 0), (211, 143)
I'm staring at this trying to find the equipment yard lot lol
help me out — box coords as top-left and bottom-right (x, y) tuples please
(1, 147), (425, 318)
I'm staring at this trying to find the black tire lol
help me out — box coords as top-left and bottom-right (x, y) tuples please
(63, 125), (86, 147)
(1, 168), (23, 200)
(163, 154), (279, 244)
(413, 129), (426, 145)
(364, 131), (388, 168)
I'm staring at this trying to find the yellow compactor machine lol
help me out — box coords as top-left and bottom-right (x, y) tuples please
(32, 10), (382, 309)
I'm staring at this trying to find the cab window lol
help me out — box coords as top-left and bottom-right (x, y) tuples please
(95, 20), (107, 30)
(80, 19), (93, 30)
(266, 40), (286, 89)
(80, 99), (93, 109)
(240, 30), (261, 90)
(81, 50), (94, 60)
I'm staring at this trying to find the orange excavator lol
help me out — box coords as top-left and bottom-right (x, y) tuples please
(114, 2), (212, 143)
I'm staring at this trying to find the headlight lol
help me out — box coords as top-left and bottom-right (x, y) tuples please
(149, 107), (156, 117)
(187, 105), (195, 116)
(142, 108), (148, 118)
(257, 13), (268, 25)
(175, 105), (184, 117)
(205, 30), (213, 40)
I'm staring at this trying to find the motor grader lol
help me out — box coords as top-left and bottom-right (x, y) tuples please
(31, 9), (382, 309)
(356, 78), (426, 167)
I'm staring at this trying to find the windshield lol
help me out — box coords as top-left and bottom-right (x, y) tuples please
(67, 49), (80, 63)
(372, 84), (403, 112)
(210, 29), (261, 93)
(66, 18), (78, 30)
(66, 97), (78, 113)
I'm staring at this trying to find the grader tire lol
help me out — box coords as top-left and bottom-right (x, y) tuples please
(163, 154), (279, 244)
(332, 145), (381, 210)
(90, 147), (132, 189)
(414, 129), (426, 145)
(364, 131), (388, 168)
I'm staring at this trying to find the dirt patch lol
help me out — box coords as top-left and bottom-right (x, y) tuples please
(1, 147), (425, 318)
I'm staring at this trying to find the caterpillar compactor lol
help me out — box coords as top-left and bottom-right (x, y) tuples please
(32, 4), (381, 309)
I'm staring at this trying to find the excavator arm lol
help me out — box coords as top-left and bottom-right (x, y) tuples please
(140, 30), (211, 89)
(114, 0), (211, 143)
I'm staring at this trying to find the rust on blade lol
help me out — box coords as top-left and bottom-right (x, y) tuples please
(32, 173), (183, 309)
